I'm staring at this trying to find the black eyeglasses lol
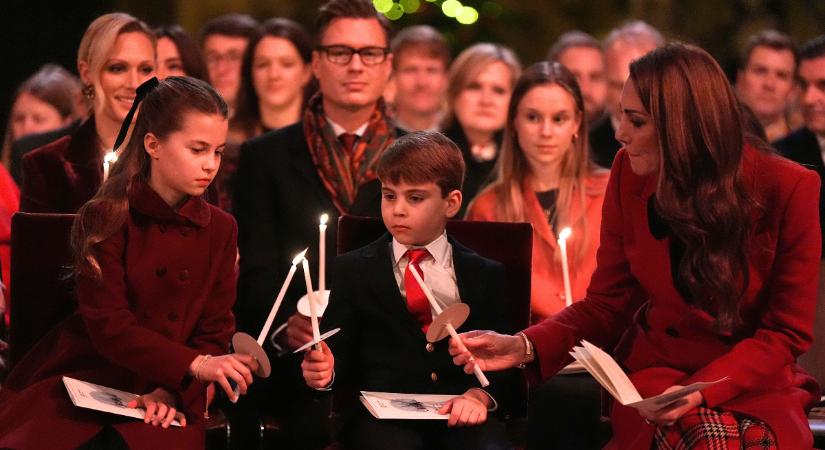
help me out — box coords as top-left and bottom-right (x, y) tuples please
(317, 45), (390, 65)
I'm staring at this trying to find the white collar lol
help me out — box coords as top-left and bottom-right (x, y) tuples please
(327, 117), (369, 138)
(392, 231), (450, 267)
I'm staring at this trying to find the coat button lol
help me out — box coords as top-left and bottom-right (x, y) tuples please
(159, 223), (167, 233)
(425, 343), (434, 352)
(665, 326), (680, 338)
(168, 312), (179, 322)
(178, 270), (189, 281)
(156, 267), (167, 277)
(430, 372), (438, 382)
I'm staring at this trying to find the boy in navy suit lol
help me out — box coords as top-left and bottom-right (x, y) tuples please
(302, 131), (513, 449)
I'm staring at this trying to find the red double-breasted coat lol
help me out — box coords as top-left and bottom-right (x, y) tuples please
(0, 181), (238, 450)
(524, 147), (821, 449)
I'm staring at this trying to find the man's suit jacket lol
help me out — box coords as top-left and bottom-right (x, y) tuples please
(233, 121), (395, 336)
(524, 147), (821, 449)
(322, 233), (515, 415)
(588, 114), (621, 169)
(774, 126), (825, 256)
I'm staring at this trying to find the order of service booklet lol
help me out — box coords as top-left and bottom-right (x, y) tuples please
(360, 391), (456, 420)
(569, 340), (729, 414)
(63, 376), (182, 427)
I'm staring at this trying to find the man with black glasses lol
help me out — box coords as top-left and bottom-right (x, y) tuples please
(232, 1), (397, 447)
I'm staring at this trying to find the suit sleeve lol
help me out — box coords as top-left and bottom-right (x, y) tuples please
(523, 152), (647, 381)
(234, 140), (284, 335)
(683, 170), (821, 407)
(319, 254), (360, 388)
(76, 228), (201, 390)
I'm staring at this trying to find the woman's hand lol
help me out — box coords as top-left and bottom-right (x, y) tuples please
(301, 341), (335, 389)
(190, 353), (258, 401)
(638, 386), (704, 427)
(127, 387), (186, 428)
(438, 389), (489, 427)
(448, 330), (526, 373)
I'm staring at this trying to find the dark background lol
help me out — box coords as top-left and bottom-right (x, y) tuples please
(3, 0), (825, 140)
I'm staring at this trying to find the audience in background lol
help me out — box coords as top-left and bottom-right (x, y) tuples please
(200, 13), (258, 115)
(155, 25), (208, 81)
(548, 31), (607, 127)
(736, 30), (797, 143)
(443, 43), (521, 215)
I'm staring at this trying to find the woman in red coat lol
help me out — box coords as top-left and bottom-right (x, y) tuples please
(466, 61), (608, 323)
(0, 77), (258, 450)
(451, 43), (821, 449)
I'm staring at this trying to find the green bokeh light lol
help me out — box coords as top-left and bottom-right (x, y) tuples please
(373, 0), (393, 13)
(400, 0), (420, 13)
(442, 0), (462, 17)
(386, 2), (405, 20)
(456, 6), (479, 24)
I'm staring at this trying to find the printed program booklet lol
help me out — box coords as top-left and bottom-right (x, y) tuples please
(570, 340), (729, 413)
(360, 391), (457, 420)
(63, 376), (182, 427)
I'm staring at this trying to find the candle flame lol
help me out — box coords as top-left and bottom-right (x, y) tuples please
(292, 248), (308, 265)
(558, 227), (572, 240)
(319, 213), (329, 226)
(104, 151), (118, 164)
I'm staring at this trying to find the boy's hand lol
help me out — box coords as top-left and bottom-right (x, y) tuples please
(437, 389), (489, 427)
(302, 341), (334, 389)
(287, 313), (314, 350)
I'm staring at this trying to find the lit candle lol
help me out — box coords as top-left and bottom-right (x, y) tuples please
(557, 227), (573, 307)
(102, 151), (118, 182)
(319, 214), (328, 293)
(408, 265), (489, 387)
(257, 249), (307, 345)
(301, 258), (322, 350)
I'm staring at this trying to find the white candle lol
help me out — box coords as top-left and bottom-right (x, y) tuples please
(102, 151), (118, 182)
(301, 258), (322, 349)
(408, 264), (489, 387)
(319, 214), (328, 293)
(257, 249), (307, 345)
(558, 227), (573, 307)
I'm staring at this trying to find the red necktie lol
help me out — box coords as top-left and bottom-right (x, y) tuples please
(339, 133), (358, 155)
(404, 248), (433, 332)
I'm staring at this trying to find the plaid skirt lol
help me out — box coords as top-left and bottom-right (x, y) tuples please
(653, 407), (777, 450)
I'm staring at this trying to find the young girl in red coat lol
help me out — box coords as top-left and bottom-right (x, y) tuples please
(0, 76), (258, 450)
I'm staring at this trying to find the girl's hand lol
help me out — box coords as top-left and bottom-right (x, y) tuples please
(127, 387), (186, 428)
(190, 353), (257, 401)
(437, 389), (489, 427)
(638, 386), (704, 427)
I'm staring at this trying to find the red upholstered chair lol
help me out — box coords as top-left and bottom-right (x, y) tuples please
(335, 215), (533, 445)
(8, 212), (230, 449)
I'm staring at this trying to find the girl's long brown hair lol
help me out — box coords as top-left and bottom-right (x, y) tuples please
(71, 76), (227, 279)
(630, 43), (752, 332)
(471, 61), (598, 264)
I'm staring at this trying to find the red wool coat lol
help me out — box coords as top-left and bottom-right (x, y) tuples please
(0, 181), (238, 450)
(524, 147), (821, 449)
(467, 171), (609, 322)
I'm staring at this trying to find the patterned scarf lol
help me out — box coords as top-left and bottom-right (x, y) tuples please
(304, 94), (395, 214)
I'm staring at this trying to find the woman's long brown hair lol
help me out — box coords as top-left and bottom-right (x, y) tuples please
(71, 76), (227, 279)
(630, 43), (753, 332)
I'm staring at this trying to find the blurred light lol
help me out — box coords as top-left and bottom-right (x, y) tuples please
(386, 2), (405, 20)
(373, 0), (393, 13)
(425, 0), (438, 2)
(481, 1), (503, 18)
(400, 0), (421, 13)
(456, 6), (479, 24)
(442, 0), (462, 17)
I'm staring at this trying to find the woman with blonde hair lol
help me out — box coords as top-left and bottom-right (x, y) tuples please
(20, 12), (156, 213)
(443, 42), (521, 212)
(467, 61), (608, 322)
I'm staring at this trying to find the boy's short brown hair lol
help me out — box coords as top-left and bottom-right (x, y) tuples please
(377, 131), (465, 197)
